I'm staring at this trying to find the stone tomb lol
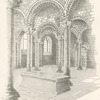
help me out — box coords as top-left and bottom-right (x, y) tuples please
(21, 70), (70, 96)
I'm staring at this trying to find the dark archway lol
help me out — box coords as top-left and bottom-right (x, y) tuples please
(39, 25), (58, 66)
(41, 34), (57, 66)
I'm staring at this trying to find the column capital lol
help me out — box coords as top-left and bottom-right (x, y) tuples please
(60, 19), (67, 28)
(34, 38), (41, 43)
(67, 20), (72, 26)
(7, 0), (22, 8)
(77, 38), (82, 44)
(57, 35), (64, 41)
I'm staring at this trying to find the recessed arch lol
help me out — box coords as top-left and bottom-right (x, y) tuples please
(36, 22), (60, 39)
(71, 16), (90, 28)
(15, 30), (25, 42)
(66, 0), (81, 19)
(27, 0), (65, 25)
(14, 8), (26, 24)
(71, 27), (79, 37)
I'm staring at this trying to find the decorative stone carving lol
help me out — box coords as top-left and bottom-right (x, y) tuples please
(8, 0), (22, 8)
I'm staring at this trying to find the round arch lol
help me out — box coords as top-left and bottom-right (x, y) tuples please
(27, 0), (65, 25)
(71, 16), (90, 28)
(71, 18), (89, 38)
(36, 22), (60, 39)
(16, 30), (25, 43)
(66, 0), (80, 19)
(71, 27), (79, 38)
(14, 8), (26, 24)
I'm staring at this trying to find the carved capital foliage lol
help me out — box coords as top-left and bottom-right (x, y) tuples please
(67, 20), (71, 27)
(57, 34), (64, 41)
(77, 38), (82, 44)
(8, 0), (22, 8)
(34, 38), (41, 43)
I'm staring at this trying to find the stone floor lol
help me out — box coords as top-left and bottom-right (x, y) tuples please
(14, 66), (100, 100)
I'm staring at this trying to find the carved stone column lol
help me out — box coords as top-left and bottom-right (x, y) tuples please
(60, 20), (67, 73)
(2, 1), (21, 100)
(77, 39), (83, 70)
(39, 42), (43, 67)
(61, 36), (64, 67)
(27, 27), (34, 71)
(26, 27), (33, 71)
(30, 35), (33, 68)
(14, 38), (17, 69)
(65, 21), (71, 76)
(16, 42), (21, 68)
(56, 36), (63, 73)
(34, 39), (41, 71)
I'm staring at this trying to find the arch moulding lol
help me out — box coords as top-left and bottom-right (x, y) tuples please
(26, 0), (65, 25)
(36, 22), (60, 39)
(66, 0), (82, 19)
(14, 8), (26, 24)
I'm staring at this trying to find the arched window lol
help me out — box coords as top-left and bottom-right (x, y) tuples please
(21, 33), (27, 53)
(43, 36), (52, 55)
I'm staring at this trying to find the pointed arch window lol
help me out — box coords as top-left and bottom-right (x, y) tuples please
(43, 36), (52, 55)
(21, 33), (27, 52)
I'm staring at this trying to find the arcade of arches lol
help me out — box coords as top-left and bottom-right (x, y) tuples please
(3, 0), (96, 99)
(14, 0), (95, 72)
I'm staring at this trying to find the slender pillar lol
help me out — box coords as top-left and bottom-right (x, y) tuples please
(13, 31), (17, 69)
(34, 39), (41, 71)
(65, 21), (71, 77)
(61, 36), (64, 66)
(39, 42), (43, 67)
(60, 20), (67, 73)
(30, 35), (33, 68)
(56, 36), (63, 73)
(2, 1), (20, 100)
(27, 31), (31, 71)
(16, 42), (21, 68)
(77, 39), (83, 70)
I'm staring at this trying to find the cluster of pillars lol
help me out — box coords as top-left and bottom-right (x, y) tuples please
(26, 28), (41, 71)
(26, 21), (71, 74)
(26, 28), (65, 72)
(4, 1), (72, 100)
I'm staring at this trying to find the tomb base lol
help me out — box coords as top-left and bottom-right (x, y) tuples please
(21, 71), (71, 96)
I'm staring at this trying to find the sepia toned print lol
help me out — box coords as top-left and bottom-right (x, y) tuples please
(2, 0), (100, 100)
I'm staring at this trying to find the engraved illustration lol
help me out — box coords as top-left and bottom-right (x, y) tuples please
(2, 0), (100, 100)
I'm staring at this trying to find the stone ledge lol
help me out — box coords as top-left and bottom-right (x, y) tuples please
(21, 72), (71, 96)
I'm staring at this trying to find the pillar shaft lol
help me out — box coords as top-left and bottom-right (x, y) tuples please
(64, 28), (67, 73)
(39, 43), (43, 67)
(34, 39), (40, 70)
(14, 39), (17, 68)
(65, 21), (71, 76)
(16, 42), (21, 68)
(77, 39), (83, 70)
(58, 39), (61, 66)
(30, 35), (33, 68)
(27, 32), (31, 71)
(61, 38), (64, 66)
(56, 36), (63, 73)
(2, 1), (20, 100)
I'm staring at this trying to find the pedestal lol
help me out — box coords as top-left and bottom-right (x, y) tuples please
(21, 72), (70, 96)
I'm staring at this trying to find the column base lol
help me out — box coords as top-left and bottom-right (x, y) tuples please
(69, 80), (73, 86)
(56, 67), (63, 73)
(34, 67), (41, 71)
(64, 67), (70, 77)
(16, 65), (21, 69)
(3, 88), (20, 100)
(77, 66), (83, 70)
(27, 64), (31, 72)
